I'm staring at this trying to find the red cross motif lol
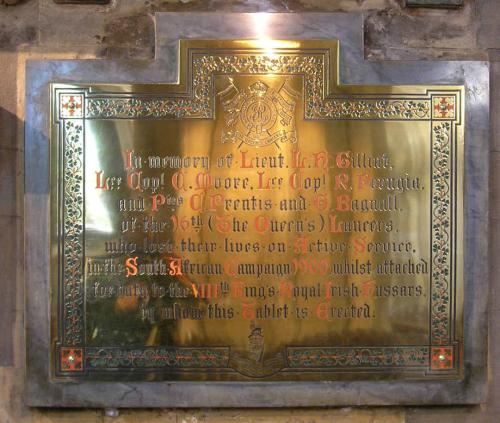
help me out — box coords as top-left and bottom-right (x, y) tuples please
(433, 96), (455, 119)
(431, 346), (454, 370)
(61, 347), (84, 371)
(60, 94), (83, 118)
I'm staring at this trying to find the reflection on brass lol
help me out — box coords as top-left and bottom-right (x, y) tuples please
(50, 40), (464, 381)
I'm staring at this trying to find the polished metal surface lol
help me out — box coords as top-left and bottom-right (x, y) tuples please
(25, 13), (489, 407)
(50, 40), (464, 382)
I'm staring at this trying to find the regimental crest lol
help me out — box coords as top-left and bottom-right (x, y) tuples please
(229, 320), (284, 377)
(248, 321), (264, 363)
(219, 79), (298, 148)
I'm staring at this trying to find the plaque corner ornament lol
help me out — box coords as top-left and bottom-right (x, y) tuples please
(60, 347), (84, 373)
(430, 346), (455, 370)
(60, 93), (84, 119)
(432, 95), (456, 120)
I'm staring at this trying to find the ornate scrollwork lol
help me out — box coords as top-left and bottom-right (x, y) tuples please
(431, 121), (452, 344)
(62, 119), (85, 346)
(86, 52), (430, 120)
(86, 347), (230, 369)
(287, 346), (429, 368)
(57, 44), (460, 377)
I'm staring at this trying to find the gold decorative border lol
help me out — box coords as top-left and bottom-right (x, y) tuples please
(53, 41), (462, 378)
(431, 120), (452, 344)
(61, 118), (85, 347)
(86, 52), (430, 121)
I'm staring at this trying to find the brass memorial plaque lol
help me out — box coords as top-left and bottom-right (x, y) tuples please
(50, 40), (463, 381)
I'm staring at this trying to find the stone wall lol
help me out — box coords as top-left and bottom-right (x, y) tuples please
(0, 0), (498, 421)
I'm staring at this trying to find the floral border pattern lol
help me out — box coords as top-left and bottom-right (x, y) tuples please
(56, 47), (460, 376)
(86, 53), (430, 120)
(86, 347), (230, 369)
(62, 119), (85, 347)
(431, 121), (452, 344)
(287, 346), (429, 368)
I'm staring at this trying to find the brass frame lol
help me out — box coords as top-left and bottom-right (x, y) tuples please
(50, 40), (464, 381)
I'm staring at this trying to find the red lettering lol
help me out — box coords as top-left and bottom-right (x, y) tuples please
(208, 194), (223, 210)
(336, 151), (350, 168)
(353, 236), (367, 254)
(335, 173), (349, 190)
(231, 281), (244, 298)
(329, 214), (343, 233)
(224, 260), (238, 277)
(289, 170), (301, 190)
(125, 256), (138, 277)
(215, 215), (231, 233)
(150, 194), (165, 212)
(293, 236), (308, 254)
(242, 302), (256, 320)
(279, 281), (293, 298)
(189, 193), (203, 211)
(240, 150), (253, 168)
(254, 215), (269, 234)
(125, 149), (134, 170)
(95, 170), (107, 190)
(127, 171), (142, 191)
(316, 301), (329, 320)
(312, 193), (328, 211)
(168, 257), (183, 275)
(336, 194), (351, 211)
(291, 149), (306, 168)
(357, 172), (372, 189)
(171, 171), (185, 191)
(195, 172), (212, 190)
(313, 151), (329, 168)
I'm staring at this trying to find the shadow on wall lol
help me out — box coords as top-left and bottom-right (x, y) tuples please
(0, 106), (22, 367)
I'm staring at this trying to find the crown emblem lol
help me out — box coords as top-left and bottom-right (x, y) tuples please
(248, 81), (269, 97)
